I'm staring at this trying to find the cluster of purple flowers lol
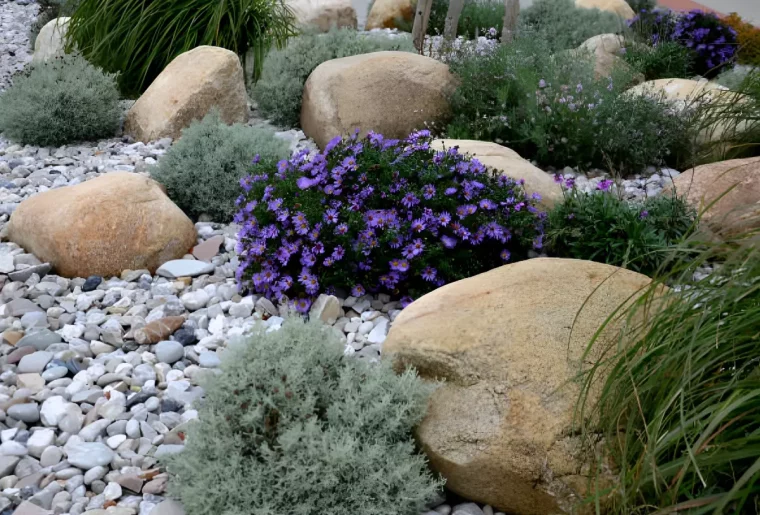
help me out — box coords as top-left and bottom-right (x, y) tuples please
(234, 130), (546, 312)
(628, 8), (737, 76)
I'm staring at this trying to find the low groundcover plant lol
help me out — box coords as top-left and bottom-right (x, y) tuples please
(235, 130), (546, 311)
(164, 318), (443, 515)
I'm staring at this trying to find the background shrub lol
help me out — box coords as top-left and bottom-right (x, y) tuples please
(546, 183), (696, 275)
(151, 111), (290, 223)
(0, 53), (121, 146)
(235, 130), (545, 310)
(622, 41), (694, 80)
(419, 0), (504, 39)
(517, 0), (627, 52)
(252, 29), (415, 128)
(29, 0), (80, 50)
(628, 8), (737, 77)
(446, 39), (693, 174)
(164, 319), (443, 515)
(723, 12), (760, 66)
(66, 0), (296, 96)
(624, 0), (655, 14)
(577, 229), (760, 512)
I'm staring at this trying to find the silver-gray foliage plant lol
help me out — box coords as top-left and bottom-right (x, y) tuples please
(150, 110), (291, 223)
(164, 319), (443, 515)
(252, 28), (416, 128)
(0, 53), (121, 146)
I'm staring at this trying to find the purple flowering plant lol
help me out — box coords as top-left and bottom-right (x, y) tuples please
(628, 8), (737, 77)
(234, 130), (545, 312)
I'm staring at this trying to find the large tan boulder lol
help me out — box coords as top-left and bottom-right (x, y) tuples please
(33, 17), (70, 62)
(365, 0), (414, 29)
(7, 173), (196, 278)
(301, 51), (456, 149)
(579, 33), (624, 55)
(575, 0), (634, 19)
(383, 258), (654, 514)
(671, 157), (760, 238)
(287, 0), (357, 31)
(626, 78), (746, 145)
(124, 46), (248, 143)
(431, 139), (562, 208)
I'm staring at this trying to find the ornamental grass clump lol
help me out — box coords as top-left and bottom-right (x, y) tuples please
(0, 53), (121, 146)
(164, 318), (444, 515)
(66, 0), (296, 96)
(577, 225), (760, 513)
(235, 130), (546, 312)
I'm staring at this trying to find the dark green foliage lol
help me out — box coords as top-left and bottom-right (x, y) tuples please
(546, 189), (696, 275)
(517, 0), (627, 52)
(66, 0), (296, 96)
(577, 227), (760, 512)
(252, 28), (415, 128)
(446, 39), (694, 174)
(624, 0), (655, 13)
(0, 54), (121, 146)
(622, 41), (694, 80)
(164, 319), (444, 515)
(424, 0), (505, 39)
(151, 111), (290, 223)
(29, 0), (80, 50)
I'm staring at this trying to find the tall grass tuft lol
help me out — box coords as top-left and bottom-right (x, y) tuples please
(576, 222), (760, 513)
(66, 0), (296, 96)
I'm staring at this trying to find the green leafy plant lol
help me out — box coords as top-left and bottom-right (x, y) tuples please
(164, 318), (444, 515)
(29, 0), (80, 50)
(577, 224), (760, 513)
(151, 110), (290, 223)
(252, 28), (415, 128)
(0, 53), (121, 146)
(66, 0), (297, 96)
(546, 181), (696, 276)
(447, 38), (693, 174)
(622, 41), (694, 80)
(624, 0), (655, 13)
(518, 0), (627, 52)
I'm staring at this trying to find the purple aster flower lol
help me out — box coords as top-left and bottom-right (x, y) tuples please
(422, 184), (436, 199)
(323, 257), (335, 267)
(576, 83), (583, 93)
(479, 199), (497, 210)
(275, 247), (291, 265)
(334, 223), (349, 235)
(539, 79), (547, 88)
(500, 249), (511, 261)
(411, 218), (426, 232)
(390, 259), (410, 272)
(249, 240), (266, 256)
(267, 198), (283, 211)
(564, 177), (576, 189)
(421, 266), (437, 282)
(351, 284), (366, 297)
(312, 242), (325, 255)
(300, 252), (316, 267)
(444, 187), (457, 196)
(293, 298), (311, 314)
(401, 192), (420, 208)
(597, 179), (614, 191)
(331, 246), (345, 260)
(324, 209), (339, 224)
(389, 236), (404, 249)
(640, 210), (649, 219)
(441, 235), (457, 249)
(400, 296), (414, 308)
(278, 275), (293, 291)
(325, 135), (342, 153)
(437, 212), (451, 226)
(296, 176), (321, 190)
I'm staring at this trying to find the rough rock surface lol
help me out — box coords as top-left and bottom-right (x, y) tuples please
(365, 0), (413, 29)
(383, 258), (653, 514)
(287, 0), (357, 31)
(124, 46), (248, 143)
(431, 139), (563, 208)
(671, 157), (760, 238)
(32, 16), (69, 62)
(7, 172), (196, 278)
(575, 0), (634, 19)
(301, 51), (456, 149)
